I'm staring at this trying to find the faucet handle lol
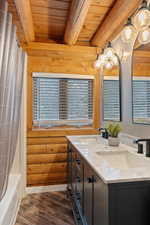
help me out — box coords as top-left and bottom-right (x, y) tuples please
(97, 128), (109, 139)
(98, 128), (105, 131)
(133, 139), (138, 144)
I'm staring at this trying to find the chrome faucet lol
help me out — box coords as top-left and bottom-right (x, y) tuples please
(98, 128), (109, 139)
(134, 139), (150, 157)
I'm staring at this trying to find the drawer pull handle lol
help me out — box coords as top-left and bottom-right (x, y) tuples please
(76, 176), (81, 183)
(87, 177), (93, 183)
(76, 159), (81, 165)
(87, 176), (96, 183)
(76, 192), (81, 200)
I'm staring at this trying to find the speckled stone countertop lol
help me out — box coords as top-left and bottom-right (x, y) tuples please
(67, 135), (150, 184)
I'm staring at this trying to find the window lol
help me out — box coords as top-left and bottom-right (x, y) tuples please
(132, 78), (150, 124)
(33, 74), (93, 128)
(103, 79), (120, 121)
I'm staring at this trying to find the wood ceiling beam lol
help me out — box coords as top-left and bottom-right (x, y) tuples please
(23, 42), (101, 60)
(14, 0), (35, 42)
(91, 0), (143, 47)
(64, 0), (92, 45)
(23, 42), (100, 54)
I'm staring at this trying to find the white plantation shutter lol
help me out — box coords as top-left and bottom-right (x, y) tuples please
(103, 80), (120, 121)
(33, 78), (59, 121)
(68, 79), (93, 120)
(33, 77), (93, 127)
(133, 79), (150, 124)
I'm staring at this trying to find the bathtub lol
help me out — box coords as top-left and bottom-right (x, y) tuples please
(0, 174), (21, 225)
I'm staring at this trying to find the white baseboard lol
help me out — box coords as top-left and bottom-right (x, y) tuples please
(26, 184), (67, 194)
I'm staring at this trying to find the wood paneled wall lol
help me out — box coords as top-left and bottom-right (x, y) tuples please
(133, 63), (150, 76)
(27, 137), (67, 186)
(27, 43), (100, 186)
(133, 50), (150, 76)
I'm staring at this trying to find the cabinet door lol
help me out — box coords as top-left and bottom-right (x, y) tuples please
(84, 162), (93, 225)
(72, 147), (77, 193)
(75, 156), (84, 211)
(67, 143), (72, 190)
(93, 175), (109, 225)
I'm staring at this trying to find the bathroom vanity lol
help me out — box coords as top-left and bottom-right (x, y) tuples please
(67, 135), (150, 225)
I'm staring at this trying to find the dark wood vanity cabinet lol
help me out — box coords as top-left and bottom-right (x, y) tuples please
(67, 142), (109, 225)
(83, 163), (93, 225)
(67, 142), (150, 225)
(93, 174), (108, 225)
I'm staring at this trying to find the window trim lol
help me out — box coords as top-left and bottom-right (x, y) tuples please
(29, 72), (100, 133)
(33, 119), (93, 128)
(103, 63), (122, 123)
(32, 72), (95, 80)
(32, 76), (93, 127)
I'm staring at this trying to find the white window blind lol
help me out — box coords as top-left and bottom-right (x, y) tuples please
(103, 80), (120, 121)
(33, 77), (93, 127)
(133, 79), (150, 124)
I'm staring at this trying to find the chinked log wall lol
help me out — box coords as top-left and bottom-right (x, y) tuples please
(27, 137), (67, 186)
(26, 45), (150, 186)
(26, 43), (100, 186)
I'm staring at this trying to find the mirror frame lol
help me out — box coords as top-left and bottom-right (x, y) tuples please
(131, 51), (150, 126)
(103, 56), (122, 122)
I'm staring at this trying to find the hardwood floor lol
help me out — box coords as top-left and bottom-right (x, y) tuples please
(15, 191), (75, 225)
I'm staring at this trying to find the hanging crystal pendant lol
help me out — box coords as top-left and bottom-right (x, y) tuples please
(104, 42), (115, 58)
(121, 18), (137, 43)
(133, 1), (150, 30)
(138, 27), (150, 44)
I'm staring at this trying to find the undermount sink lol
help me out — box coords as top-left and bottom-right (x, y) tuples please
(96, 150), (149, 170)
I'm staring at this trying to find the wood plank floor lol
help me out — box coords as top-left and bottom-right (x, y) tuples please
(15, 191), (75, 225)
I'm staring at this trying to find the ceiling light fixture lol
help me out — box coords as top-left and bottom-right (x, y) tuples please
(121, 18), (137, 43)
(133, 0), (150, 30)
(104, 42), (115, 58)
(105, 61), (114, 70)
(138, 26), (150, 44)
(94, 43), (119, 70)
(94, 52), (106, 69)
(94, 58), (102, 69)
(111, 55), (119, 66)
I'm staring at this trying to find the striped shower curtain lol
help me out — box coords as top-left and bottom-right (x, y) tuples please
(0, 0), (25, 200)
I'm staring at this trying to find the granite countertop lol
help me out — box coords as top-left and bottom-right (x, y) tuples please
(67, 135), (150, 184)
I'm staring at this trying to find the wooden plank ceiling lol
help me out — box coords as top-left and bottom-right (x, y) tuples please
(7, 0), (115, 45)
(8, 0), (142, 48)
(30, 0), (71, 42)
(77, 0), (115, 44)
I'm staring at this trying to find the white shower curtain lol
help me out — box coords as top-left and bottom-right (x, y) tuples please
(0, 0), (25, 200)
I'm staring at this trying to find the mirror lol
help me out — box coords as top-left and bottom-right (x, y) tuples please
(132, 46), (150, 124)
(103, 61), (121, 121)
